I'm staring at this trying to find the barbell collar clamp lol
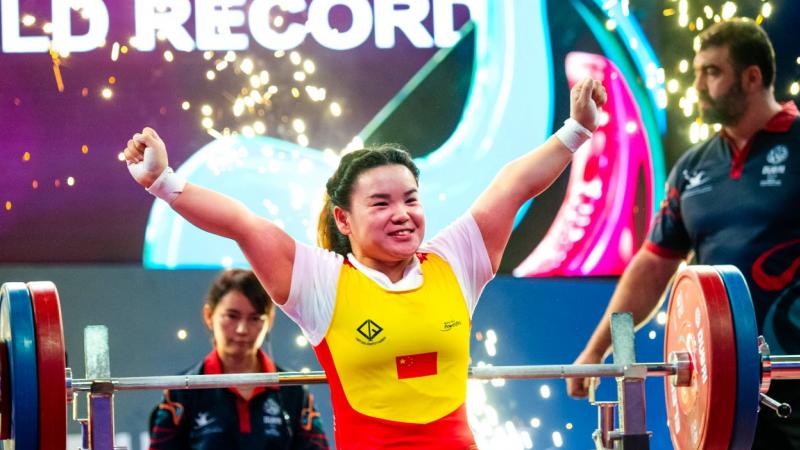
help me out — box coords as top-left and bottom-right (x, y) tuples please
(668, 351), (692, 387)
(65, 367), (74, 402)
(759, 336), (772, 393)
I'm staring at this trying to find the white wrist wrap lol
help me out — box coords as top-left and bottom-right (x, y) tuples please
(555, 118), (593, 153)
(146, 167), (186, 204)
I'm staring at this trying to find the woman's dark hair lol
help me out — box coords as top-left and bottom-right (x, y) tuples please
(317, 144), (420, 255)
(698, 17), (776, 88)
(205, 269), (272, 315)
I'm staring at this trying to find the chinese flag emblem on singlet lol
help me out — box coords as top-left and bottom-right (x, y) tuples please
(396, 352), (438, 379)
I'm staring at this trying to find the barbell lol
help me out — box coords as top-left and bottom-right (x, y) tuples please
(0, 265), (798, 450)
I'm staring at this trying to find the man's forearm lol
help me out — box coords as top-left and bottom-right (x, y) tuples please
(585, 249), (683, 358)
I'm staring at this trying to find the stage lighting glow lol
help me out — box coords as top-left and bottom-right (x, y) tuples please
(761, 2), (772, 17)
(659, 0), (784, 149)
(667, 79), (680, 93)
(540, 385), (551, 399)
(721, 2), (738, 19)
(690, 121), (701, 143)
(552, 431), (564, 447)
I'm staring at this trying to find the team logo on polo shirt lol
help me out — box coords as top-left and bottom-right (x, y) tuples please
(264, 397), (282, 416)
(192, 411), (223, 435)
(682, 169), (707, 189)
(761, 145), (788, 187)
(681, 169), (711, 198)
(194, 412), (216, 429)
(767, 145), (789, 165)
(263, 398), (284, 436)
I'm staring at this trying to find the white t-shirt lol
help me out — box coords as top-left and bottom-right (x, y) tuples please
(283, 213), (494, 346)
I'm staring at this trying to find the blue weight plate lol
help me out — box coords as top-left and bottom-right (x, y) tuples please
(715, 266), (760, 450)
(0, 282), (40, 450)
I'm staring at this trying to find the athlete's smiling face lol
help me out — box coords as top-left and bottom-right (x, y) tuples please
(334, 164), (425, 268)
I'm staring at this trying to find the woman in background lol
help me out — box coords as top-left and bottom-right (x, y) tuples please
(148, 269), (329, 450)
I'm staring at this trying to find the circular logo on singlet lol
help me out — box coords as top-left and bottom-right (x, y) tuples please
(766, 145), (789, 165)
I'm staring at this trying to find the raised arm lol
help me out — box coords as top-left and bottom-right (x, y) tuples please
(124, 128), (295, 303)
(470, 79), (607, 272)
(565, 248), (684, 397)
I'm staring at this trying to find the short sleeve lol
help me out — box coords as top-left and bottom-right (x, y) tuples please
(421, 213), (494, 315)
(283, 242), (343, 346)
(646, 160), (692, 259)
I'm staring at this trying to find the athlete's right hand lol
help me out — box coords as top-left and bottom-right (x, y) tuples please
(124, 127), (168, 188)
(566, 347), (604, 398)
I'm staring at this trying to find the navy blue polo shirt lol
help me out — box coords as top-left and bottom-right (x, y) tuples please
(149, 350), (329, 450)
(646, 102), (800, 354)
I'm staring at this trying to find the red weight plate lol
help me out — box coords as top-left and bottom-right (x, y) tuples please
(28, 282), (67, 450)
(0, 342), (10, 439)
(664, 267), (737, 450)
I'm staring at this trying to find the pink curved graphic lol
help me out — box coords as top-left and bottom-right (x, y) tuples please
(514, 52), (655, 277)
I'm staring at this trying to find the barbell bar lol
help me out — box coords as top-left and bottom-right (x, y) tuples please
(69, 362), (675, 392)
(66, 355), (800, 392)
(66, 357), (800, 393)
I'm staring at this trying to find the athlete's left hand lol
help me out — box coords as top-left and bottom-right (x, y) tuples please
(570, 78), (607, 132)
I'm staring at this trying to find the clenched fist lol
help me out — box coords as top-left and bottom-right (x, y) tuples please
(124, 127), (169, 188)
